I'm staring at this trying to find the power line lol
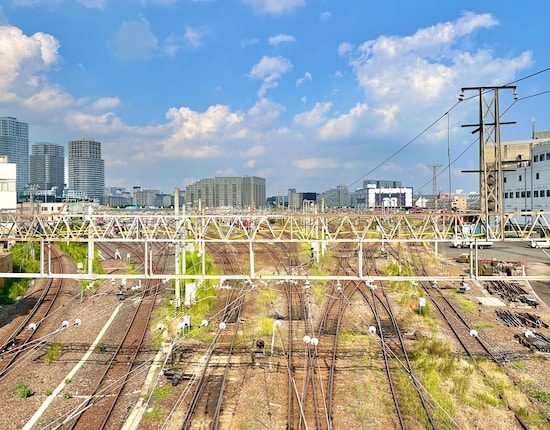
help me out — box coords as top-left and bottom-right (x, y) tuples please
(347, 67), (550, 190)
(347, 101), (460, 189)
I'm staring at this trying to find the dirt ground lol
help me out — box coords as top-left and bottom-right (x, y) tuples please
(1, 247), (550, 429)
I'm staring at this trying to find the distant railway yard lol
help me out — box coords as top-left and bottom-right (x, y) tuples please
(1, 219), (550, 429)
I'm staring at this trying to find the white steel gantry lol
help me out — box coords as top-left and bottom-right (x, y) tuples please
(1, 211), (549, 282)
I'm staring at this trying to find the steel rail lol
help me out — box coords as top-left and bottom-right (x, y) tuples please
(0, 246), (66, 380)
(64, 244), (169, 429)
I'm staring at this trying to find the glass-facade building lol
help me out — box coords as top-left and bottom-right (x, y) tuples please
(30, 142), (65, 197)
(68, 138), (105, 204)
(0, 117), (29, 202)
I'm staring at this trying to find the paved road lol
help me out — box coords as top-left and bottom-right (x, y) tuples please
(438, 240), (550, 308)
(439, 240), (550, 264)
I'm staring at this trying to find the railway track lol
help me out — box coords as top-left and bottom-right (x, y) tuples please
(4, 233), (546, 429)
(388, 242), (538, 429)
(0, 245), (73, 380)
(48, 243), (171, 429)
(180, 289), (245, 429)
(341, 243), (434, 429)
(153, 241), (249, 429)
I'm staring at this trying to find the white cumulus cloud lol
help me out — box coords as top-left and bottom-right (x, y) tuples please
(293, 158), (339, 170)
(268, 34), (295, 46)
(242, 0), (305, 15)
(318, 103), (369, 140)
(249, 55), (293, 97)
(293, 102), (332, 127)
(296, 72), (312, 87)
(92, 97), (121, 111)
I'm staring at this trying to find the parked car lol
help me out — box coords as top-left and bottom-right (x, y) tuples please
(528, 240), (550, 249)
(451, 239), (493, 249)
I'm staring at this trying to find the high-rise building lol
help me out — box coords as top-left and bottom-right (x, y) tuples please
(186, 176), (266, 210)
(68, 138), (105, 204)
(319, 185), (351, 208)
(30, 142), (65, 198)
(0, 116), (29, 202)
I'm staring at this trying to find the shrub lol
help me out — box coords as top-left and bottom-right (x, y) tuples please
(44, 343), (62, 364)
(16, 382), (32, 398)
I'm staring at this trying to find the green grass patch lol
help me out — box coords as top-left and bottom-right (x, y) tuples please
(338, 330), (374, 347)
(55, 241), (103, 275)
(401, 336), (462, 425)
(255, 288), (281, 310)
(476, 391), (501, 407)
(151, 385), (174, 401)
(0, 243), (40, 304)
(149, 249), (221, 346)
(44, 343), (62, 364)
(472, 322), (494, 329)
(451, 292), (475, 313)
(517, 408), (548, 426)
(143, 407), (165, 420)
(258, 317), (277, 337)
(527, 388), (550, 404)
(15, 382), (32, 398)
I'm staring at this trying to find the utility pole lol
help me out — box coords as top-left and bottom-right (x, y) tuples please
(426, 164), (442, 211)
(459, 86), (517, 238)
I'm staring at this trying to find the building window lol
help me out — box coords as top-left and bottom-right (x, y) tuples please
(536, 173), (540, 180)
(519, 175), (522, 182)
(503, 177), (507, 183)
(541, 190), (546, 198)
(527, 191), (531, 198)
(547, 153), (550, 160)
(547, 190), (550, 197)
(534, 190), (539, 197)
(534, 155), (539, 162)
(505, 192), (509, 198)
(521, 191), (526, 198)
(516, 192), (520, 198)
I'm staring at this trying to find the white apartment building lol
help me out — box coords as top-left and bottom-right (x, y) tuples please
(0, 156), (16, 211)
(503, 138), (550, 216)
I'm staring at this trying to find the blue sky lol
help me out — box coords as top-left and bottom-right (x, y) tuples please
(1, 1), (549, 197)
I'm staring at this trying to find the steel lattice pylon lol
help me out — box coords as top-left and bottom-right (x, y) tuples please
(460, 86), (517, 238)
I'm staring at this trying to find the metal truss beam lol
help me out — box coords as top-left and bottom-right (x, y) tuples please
(1, 211), (547, 243)
(1, 211), (549, 282)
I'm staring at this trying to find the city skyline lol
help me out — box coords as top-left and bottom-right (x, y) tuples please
(1, 2), (550, 197)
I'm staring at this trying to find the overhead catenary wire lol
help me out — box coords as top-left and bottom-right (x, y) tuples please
(413, 87), (550, 196)
(348, 67), (550, 191)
